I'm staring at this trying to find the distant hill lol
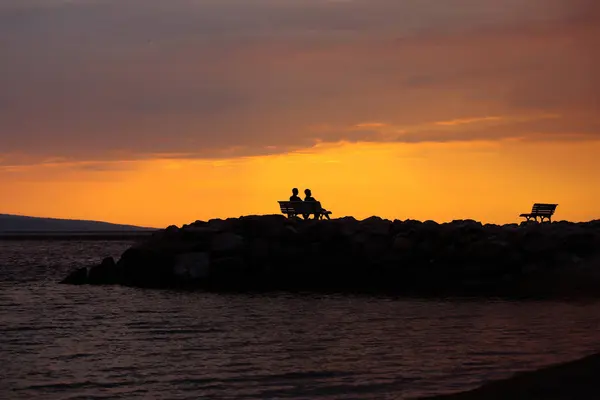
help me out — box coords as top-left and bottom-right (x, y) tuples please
(0, 214), (157, 233)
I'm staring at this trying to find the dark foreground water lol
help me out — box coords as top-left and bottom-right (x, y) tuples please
(1, 240), (600, 399)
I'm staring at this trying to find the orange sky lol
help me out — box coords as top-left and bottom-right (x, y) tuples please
(1, 0), (599, 227)
(1, 138), (599, 228)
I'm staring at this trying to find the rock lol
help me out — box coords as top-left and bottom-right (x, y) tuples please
(283, 225), (299, 237)
(210, 257), (247, 280)
(173, 252), (210, 280)
(238, 214), (287, 238)
(59, 215), (600, 298)
(181, 226), (219, 236)
(142, 224), (217, 255)
(359, 216), (391, 235)
(210, 232), (245, 253)
(165, 225), (180, 235)
(465, 240), (510, 262)
(207, 218), (240, 232)
(303, 220), (340, 242)
(336, 216), (359, 235)
(391, 219), (424, 237)
(423, 220), (439, 228)
(179, 226), (219, 251)
(249, 238), (271, 260)
(363, 234), (391, 256)
(392, 235), (414, 252)
(118, 247), (176, 287)
(562, 231), (597, 256)
(88, 257), (119, 284)
(60, 267), (88, 284)
(519, 231), (556, 258)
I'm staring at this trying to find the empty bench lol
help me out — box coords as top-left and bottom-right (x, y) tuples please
(519, 203), (558, 223)
(278, 201), (332, 220)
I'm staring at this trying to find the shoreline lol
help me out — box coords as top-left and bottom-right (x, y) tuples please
(0, 231), (156, 241)
(420, 352), (600, 399)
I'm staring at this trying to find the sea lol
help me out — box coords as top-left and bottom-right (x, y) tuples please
(1, 239), (600, 400)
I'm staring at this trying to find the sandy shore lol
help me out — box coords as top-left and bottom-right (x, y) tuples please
(421, 352), (600, 399)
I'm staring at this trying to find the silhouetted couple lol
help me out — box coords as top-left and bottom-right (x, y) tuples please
(289, 188), (331, 220)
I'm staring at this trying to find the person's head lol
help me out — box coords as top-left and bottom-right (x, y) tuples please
(292, 188), (299, 196)
(304, 189), (312, 197)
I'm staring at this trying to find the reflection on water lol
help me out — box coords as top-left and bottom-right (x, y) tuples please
(1, 240), (600, 399)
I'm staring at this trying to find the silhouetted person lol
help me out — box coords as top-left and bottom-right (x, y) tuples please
(304, 188), (315, 202)
(304, 189), (331, 220)
(287, 188), (302, 218)
(290, 188), (302, 202)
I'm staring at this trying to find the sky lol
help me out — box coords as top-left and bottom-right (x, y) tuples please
(1, 0), (599, 227)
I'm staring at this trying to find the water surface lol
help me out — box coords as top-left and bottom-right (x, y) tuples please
(1, 240), (599, 399)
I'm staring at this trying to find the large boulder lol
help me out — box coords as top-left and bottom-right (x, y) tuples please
(60, 267), (88, 284)
(238, 214), (288, 238)
(142, 224), (218, 255)
(210, 232), (246, 254)
(190, 220), (208, 227)
(392, 234), (414, 252)
(359, 216), (391, 236)
(178, 226), (220, 252)
(88, 257), (119, 284)
(209, 257), (248, 283)
(173, 252), (211, 280)
(391, 219), (422, 235)
(165, 225), (180, 235)
(561, 230), (598, 257)
(335, 216), (360, 236)
(299, 219), (341, 243)
(207, 218), (241, 232)
(247, 237), (274, 264)
(465, 240), (510, 262)
(518, 230), (557, 260)
(352, 231), (390, 256)
(118, 247), (176, 287)
(280, 225), (300, 242)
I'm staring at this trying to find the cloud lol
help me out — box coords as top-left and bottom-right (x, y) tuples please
(319, 113), (600, 145)
(435, 117), (503, 127)
(354, 123), (389, 129)
(0, 0), (599, 165)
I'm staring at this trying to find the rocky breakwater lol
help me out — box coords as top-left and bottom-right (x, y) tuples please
(61, 216), (600, 297)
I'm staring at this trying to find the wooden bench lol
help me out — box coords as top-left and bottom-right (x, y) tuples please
(519, 203), (558, 223)
(278, 201), (332, 220)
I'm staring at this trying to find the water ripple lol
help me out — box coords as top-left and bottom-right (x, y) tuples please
(2, 240), (600, 399)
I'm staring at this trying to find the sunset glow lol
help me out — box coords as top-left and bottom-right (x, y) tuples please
(1, 0), (599, 227)
(2, 138), (599, 228)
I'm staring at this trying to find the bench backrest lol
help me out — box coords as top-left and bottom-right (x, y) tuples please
(278, 201), (323, 214)
(531, 203), (558, 215)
